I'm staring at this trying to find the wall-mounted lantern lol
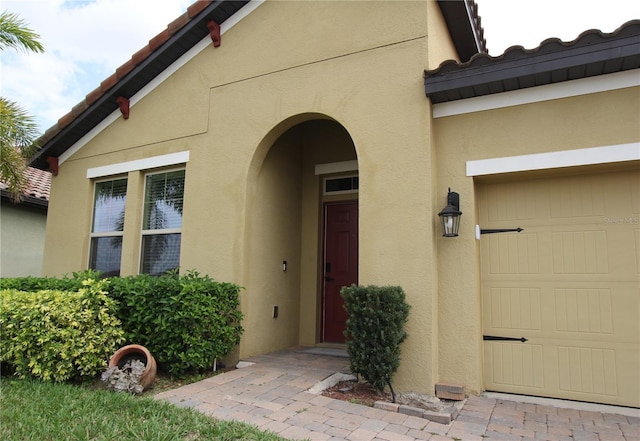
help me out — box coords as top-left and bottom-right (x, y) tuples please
(438, 188), (462, 237)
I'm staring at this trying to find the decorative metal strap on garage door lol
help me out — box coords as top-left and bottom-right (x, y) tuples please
(483, 335), (528, 342)
(480, 227), (524, 234)
(475, 225), (524, 239)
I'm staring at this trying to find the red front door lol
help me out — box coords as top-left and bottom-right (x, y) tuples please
(322, 201), (358, 343)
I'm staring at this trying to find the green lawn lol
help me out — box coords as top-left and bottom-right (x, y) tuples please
(0, 379), (288, 441)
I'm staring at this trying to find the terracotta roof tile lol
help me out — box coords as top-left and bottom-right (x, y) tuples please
(57, 111), (75, 131)
(23, 167), (51, 201)
(71, 100), (88, 118)
(168, 13), (190, 35)
(131, 45), (152, 65)
(0, 166), (51, 203)
(116, 58), (136, 79)
(34, 1), (214, 155)
(42, 124), (59, 140)
(148, 28), (172, 52)
(85, 86), (103, 106)
(187, 0), (210, 18)
(100, 73), (119, 93)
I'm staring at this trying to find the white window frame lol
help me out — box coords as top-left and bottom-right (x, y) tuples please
(139, 167), (186, 275)
(89, 176), (128, 275)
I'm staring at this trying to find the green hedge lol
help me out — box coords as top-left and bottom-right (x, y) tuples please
(0, 270), (99, 292)
(341, 285), (410, 401)
(109, 272), (243, 374)
(1, 271), (244, 376)
(0, 279), (124, 382)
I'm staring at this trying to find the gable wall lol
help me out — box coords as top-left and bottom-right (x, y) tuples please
(426, 0), (459, 68)
(42, 1), (460, 394)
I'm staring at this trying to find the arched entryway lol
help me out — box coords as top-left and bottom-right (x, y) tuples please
(241, 115), (358, 357)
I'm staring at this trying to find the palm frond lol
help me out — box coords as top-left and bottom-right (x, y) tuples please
(0, 10), (44, 53)
(0, 97), (40, 202)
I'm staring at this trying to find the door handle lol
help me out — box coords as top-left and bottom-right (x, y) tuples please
(324, 276), (334, 282)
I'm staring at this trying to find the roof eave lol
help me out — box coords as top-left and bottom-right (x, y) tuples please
(1, 191), (49, 210)
(424, 21), (640, 104)
(30, 0), (250, 171)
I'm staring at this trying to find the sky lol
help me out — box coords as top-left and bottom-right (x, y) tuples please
(1, 0), (639, 134)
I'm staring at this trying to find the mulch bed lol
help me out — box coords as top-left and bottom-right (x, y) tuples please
(321, 380), (392, 407)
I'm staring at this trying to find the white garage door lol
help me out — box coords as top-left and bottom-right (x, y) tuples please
(479, 167), (639, 407)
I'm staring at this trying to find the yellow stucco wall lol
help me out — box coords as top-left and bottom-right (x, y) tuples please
(432, 86), (640, 395)
(42, 0), (453, 394)
(40, 0), (639, 398)
(426, 0), (459, 68)
(41, 0), (640, 400)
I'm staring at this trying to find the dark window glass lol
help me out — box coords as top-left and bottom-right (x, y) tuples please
(141, 170), (185, 275)
(325, 176), (358, 193)
(89, 237), (123, 277)
(90, 179), (127, 275)
(140, 233), (181, 276)
(143, 171), (184, 230)
(93, 179), (127, 233)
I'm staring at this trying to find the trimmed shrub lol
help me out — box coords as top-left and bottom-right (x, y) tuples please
(0, 270), (101, 292)
(0, 279), (124, 382)
(341, 284), (410, 401)
(108, 271), (243, 374)
(1, 271), (244, 375)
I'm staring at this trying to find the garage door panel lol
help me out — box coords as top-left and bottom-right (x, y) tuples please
(485, 340), (635, 403)
(554, 288), (613, 334)
(487, 287), (542, 331)
(484, 342), (545, 389)
(486, 234), (540, 274)
(552, 231), (608, 274)
(554, 286), (637, 347)
(549, 175), (606, 219)
(558, 346), (617, 397)
(485, 180), (541, 222)
(484, 286), (636, 339)
(480, 169), (639, 407)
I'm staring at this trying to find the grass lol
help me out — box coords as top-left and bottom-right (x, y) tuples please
(0, 378), (287, 441)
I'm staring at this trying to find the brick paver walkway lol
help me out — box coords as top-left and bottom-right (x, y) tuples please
(155, 349), (640, 441)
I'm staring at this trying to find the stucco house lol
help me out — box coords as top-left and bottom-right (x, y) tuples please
(30, 0), (639, 407)
(0, 167), (50, 277)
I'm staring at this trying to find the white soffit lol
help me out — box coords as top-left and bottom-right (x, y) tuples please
(315, 160), (359, 175)
(466, 143), (640, 177)
(433, 70), (640, 118)
(87, 151), (190, 178)
(60, 0), (264, 166)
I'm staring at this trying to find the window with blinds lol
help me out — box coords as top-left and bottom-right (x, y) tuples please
(89, 178), (127, 276)
(140, 169), (185, 275)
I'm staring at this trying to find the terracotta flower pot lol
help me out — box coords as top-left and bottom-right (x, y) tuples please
(108, 344), (157, 389)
